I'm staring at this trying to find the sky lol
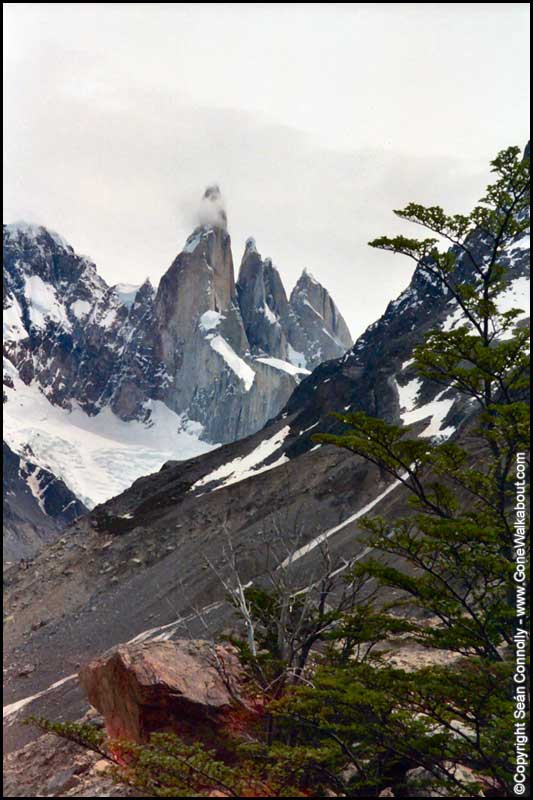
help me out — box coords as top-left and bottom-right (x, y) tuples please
(3, 3), (530, 338)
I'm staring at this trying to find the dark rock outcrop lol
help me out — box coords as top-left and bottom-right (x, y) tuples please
(237, 238), (292, 359)
(3, 442), (86, 564)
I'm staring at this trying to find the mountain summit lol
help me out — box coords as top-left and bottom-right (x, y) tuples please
(237, 243), (353, 369)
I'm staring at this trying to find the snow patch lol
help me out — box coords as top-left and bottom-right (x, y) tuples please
(397, 377), (422, 414)
(261, 304), (278, 324)
(99, 307), (118, 329)
(508, 234), (530, 254)
(114, 283), (140, 309)
(3, 674), (77, 722)
(400, 387), (456, 439)
(400, 357), (415, 372)
(3, 297), (27, 343)
(208, 335), (255, 391)
(183, 228), (207, 253)
(395, 375), (456, 440)
(192, 425), (291, 492)
(255, 356), (310, 377)
(26, 466), (46, 513)
(496, 276), (530, 317)
(199, 310), (224, 332)
(282, 477), (404, 566)
(287, 344), (307, 370)
(24, 275), (71, 331)
(70, 299), (92, 320)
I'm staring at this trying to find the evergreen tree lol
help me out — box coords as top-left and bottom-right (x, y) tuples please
(29, 147), (530, 798)
(283, 144), (530, 796)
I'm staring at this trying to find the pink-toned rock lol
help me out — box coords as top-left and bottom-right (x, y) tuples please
(78, 639), (246, 744)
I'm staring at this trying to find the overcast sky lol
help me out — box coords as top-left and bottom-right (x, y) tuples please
(3, 3), (530, 337)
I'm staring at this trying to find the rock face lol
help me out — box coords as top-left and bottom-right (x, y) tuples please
(237, 239), (353, 369)
(79, 640), (245, 744)
(153, 218), (254, 442)
(3, 198), (351, 552)
(288, 269), (353, 368)
(237, 238), (292, 360)
(3, 714), (137, 797)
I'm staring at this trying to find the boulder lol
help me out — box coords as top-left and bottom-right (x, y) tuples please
(3, 712), (136, 798)
(404, 764), (483, 797)
(78, 639), (246, 744)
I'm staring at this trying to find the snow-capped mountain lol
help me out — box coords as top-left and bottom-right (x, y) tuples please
(3, 192), (352, 554)
(4, 177), (529, 751)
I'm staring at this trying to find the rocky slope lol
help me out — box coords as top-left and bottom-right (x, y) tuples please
(3, 192), (352, 554)
(3, 442), (86, 565)
(3, 204), (529, 759)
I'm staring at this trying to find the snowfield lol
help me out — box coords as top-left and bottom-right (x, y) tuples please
(3, 358), (215, 508)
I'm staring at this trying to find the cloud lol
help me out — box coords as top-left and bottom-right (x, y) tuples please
(197, 185), (227, 229)
(3, 4), (530, 338)
(1, 83), (514, 338)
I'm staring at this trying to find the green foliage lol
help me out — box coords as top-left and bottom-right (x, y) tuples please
(27, 717), (315, 796)
(314, 146), (530, 666)
(298, 143), (529, 795)
(273, 658), (515, 796)
(26, 716), (107, 755)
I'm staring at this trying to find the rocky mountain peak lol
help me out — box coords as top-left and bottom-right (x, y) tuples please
(240, 237), (262, 268)
(291, 267), (328, 302)
(175, 184), (233, 308)
(134, 277), (155, 300)
(287, 267), (353, 369)
(157, 222), (236, 344)
(3, 221), (98, 299)
(3, 221), (73, 254)
(244, 236), (258, 254)
(297, 266), (317, 284)
(236, 241), (353, 369)
(237, 239), (289, 359)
